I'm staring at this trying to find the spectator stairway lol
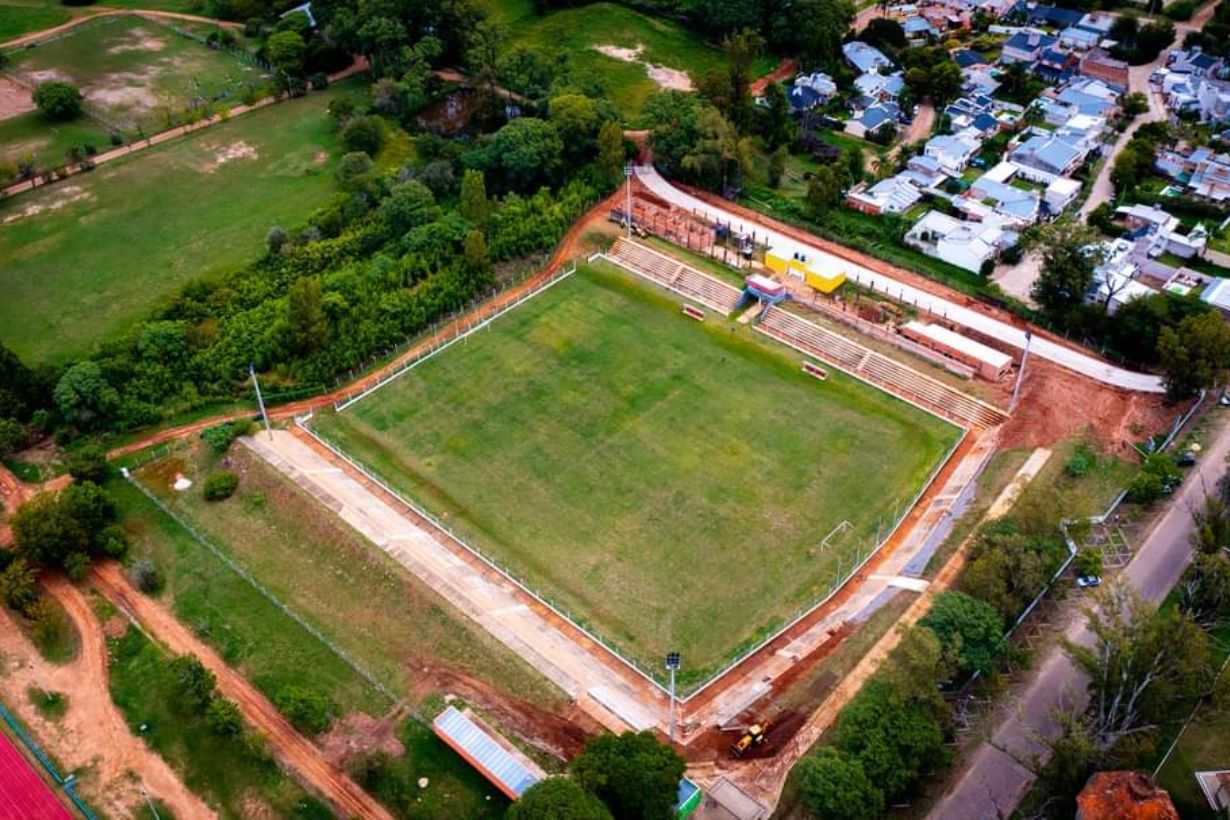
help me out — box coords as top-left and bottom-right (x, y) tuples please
(605, 238), (742, 315)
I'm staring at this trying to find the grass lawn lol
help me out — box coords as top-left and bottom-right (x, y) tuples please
(314, 263), (960, 684)
(482, 0), (771, 123)
(107, 625), (327, 819)
(117, 439), (563, 712)
(0, 2), (71, 41)
(0, 82), (363, 364)
(0, 109), (112, 171)
(8, 15), (270, 132)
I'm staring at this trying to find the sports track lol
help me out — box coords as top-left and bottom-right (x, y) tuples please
(0, 728), (70, 820)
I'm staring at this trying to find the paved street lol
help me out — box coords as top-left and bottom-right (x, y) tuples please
(929, 408), (1230, 818)
(636, 166), (1167, 392)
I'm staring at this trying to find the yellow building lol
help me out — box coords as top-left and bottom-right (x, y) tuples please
(765, 246), (847, 294)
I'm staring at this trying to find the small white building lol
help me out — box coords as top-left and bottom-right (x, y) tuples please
(924, 132), (983, 175)
(1044, 177), (1082, 213)
(905, 210), (1018, 273)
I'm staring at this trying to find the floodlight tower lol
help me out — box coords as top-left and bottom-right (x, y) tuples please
(249, 363), (273, 440)
(1010, 329), (1032, 413)
(624, 162), (634, 238)
(665, 651), (681, 743)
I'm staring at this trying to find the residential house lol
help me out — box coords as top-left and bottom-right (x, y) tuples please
(1025, 4), (1084, 29)
(1058, 26), (1100, 50)
(1092, 236), (1212, 312)
(1167, 48), (1222, 78)
(901, 154), (950, 190)
(962, 66), (1001, 96)
(854, 71), (906, 102)
(1189, 150), (1230, 200)
(953, 49), (987, 69)
(1201, 279), (1230, 316)
(1036, 47), (1078, 83)
(961, 172), (1041, 226)
(1001, 31), (1058, 64)
(846, 102), (902, 139)
(905, 210), (1019, 273)
(1114, 203), (1209, 258)
(924, 132), (983, 174)
(945, 94), (996, 131)
(1055, 76), (1120, 117)
(1163, 71), (1200, 113)
(846, 175), (924, 214)
(1196, 77), (1230, 122)
(904, 15), (939, 38)
(786, 72), (837, 112)
(1080, 48), (1129, 88)
(843, 41), (894, 74)
(1009, 132), (1086, 181)
(1044, 177), (1081, 213)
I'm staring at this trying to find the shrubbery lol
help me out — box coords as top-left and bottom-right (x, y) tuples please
(273, 686), (336, 734)
(203, 470), (239, 501)
(32, 82), (83, 121)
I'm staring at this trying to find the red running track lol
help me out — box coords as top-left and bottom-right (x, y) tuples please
(0, 729), (71, 820)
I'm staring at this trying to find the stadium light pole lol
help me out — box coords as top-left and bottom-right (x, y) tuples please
(624, 162), (634, 239)
(665, 651), (681, 744)
(1010, 329), (1032, 413)
(249, 363), (273, 440)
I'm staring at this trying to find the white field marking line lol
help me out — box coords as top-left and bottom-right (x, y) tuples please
(334, 262), (579, 412)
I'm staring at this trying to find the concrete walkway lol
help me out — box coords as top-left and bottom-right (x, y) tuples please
(634, 166), (1166, 393)
(242, 430), (664, 736)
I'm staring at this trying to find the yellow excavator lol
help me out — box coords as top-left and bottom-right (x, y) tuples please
(730, 718), (773, 758)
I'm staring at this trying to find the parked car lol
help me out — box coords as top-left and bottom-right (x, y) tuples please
(1176, 451), (1197, 467)
(1220, 391), (1230, 406)
(1076, 575), (1102, 588)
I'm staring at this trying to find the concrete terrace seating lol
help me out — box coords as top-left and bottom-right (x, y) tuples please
(757, 307), (1008, 429)
(606, 239), (741, 315)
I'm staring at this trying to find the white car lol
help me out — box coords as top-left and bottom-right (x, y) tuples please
(1076, 575), (1102, 588)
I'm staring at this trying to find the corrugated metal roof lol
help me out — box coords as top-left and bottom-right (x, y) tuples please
(432, 706), (541, 799)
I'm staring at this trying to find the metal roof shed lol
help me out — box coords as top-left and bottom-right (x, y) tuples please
(432, 706), (543, 800)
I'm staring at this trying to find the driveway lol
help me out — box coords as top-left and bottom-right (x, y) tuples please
(928, 409), (1230, 818)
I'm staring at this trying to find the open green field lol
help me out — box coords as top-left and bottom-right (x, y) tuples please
(483, 0), (771, 122)
(0, 82), (362, 364)
(7, 14), (269, 132)
(0, 2), (71, 41)
(0, 108), (112, 170)
(117, 439), (563, 712)
(315, 264), (960, 683)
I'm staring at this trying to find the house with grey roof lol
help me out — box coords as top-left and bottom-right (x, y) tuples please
(854, 71), (906, 102)
(1008, 133), (1085, 181)
(905, 210), (1018, 273)
(1001, 31), (1057, 64)
(924, 132), (983, 175)
(847, 175), (924, 215)
(843, 41), (894, 74)
(961, 172), (1041, 226)
(846, 102), (902, 139)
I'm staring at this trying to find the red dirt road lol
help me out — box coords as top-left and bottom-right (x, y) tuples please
(89, 562), (393, 820)
(0, 732), (71, 820)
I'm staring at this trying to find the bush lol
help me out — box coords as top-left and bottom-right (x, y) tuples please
(206, 696), (244, 736)
(1128, 453), (1182, 504)
(310, 72), (329, 91)
(1166, 0), (1195, 21)
(32, 82), (83, 121)
(341, 115), (385, 155)
(67, 444), (110, 483)
(1074, 548), (1103, 578)
(1065, 444), (1095, 477)
(63, 552), (91, 582)
(201, 421), (247, 454)
(273, 686), (336, 734)
(130, 559), (166, 595)
(203, 470), (239, 501)
(0, 417), (25, 456)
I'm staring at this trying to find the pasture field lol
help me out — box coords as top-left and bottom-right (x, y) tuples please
(0, 2), (72, 42)
(0, 82), (363, 364)
(0, 106), (111, 170)
(315, 263), (960, 683)
(483, 0), (772, 122)
(5, 14), (270, 133)
(116, 440), (564, 712)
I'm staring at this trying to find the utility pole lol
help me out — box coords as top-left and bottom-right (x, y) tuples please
(624, 162), (634, 238)
(665, 651), (681, 744)
(249, 363), (273, 440)
(1010, 329), (1032, 413)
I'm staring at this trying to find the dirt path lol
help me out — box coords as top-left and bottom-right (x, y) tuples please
(0, 576), (214, 819)
(749, 58), (796, 96)
(89, 562), (394, 820)
(901, 102), (935, 145)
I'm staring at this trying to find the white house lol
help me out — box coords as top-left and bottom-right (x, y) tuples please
(1044, 177), (1081, 213)
(905, 210), (1018, 273)
(846, 175), (924, 215)
(923, 132), (982, 175)
(843, 41), (894, 74)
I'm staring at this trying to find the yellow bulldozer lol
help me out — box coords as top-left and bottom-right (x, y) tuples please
(729, 718), (773, 758)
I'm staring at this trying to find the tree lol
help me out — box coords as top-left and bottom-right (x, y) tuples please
(490, 117), (564, 192)
(206, 697), (244, 736)
(380, 180), (437, 235)
(507, 778), (612, 820)
(572, 731), (686, 820)
(861, 17), (906, 52)
(768, 145), (787, 188)
(681, 107), (752, 193)
(459, 168), (490, 224)
(54, 361), (120, 429)
(341, 115), (385, 155)
(274, 686), (336, 734)
(172, 654), (218, 712)
(1158, 311), (1230, 398)
(596, 120), (625, 188)
(67, 444), (110, 484)
(0, 342), (39, 421)
(463, 230), (489, 282)
(698, 28), (764, 133)
(767, 0), (856, 68)
(761, 83), (793, 150)
(266, 30), (307, 77)
(1030, 219), (1103, 317)
(805, 165), (842, 219)
(0, 418), (24, 456)
(1178, 552), (1230, 630)
(288, 276), (329, 354)
(919, 591), (1005, 677)
(960, 523), (1049, 623)
(0, 557), (39, 616)
(1065, 584), (1214, 753)
(797, 747), (884, 820)
(835, 678), (948, 800)
(548, 94), (599, 160)
(32, 81), (83, 121)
